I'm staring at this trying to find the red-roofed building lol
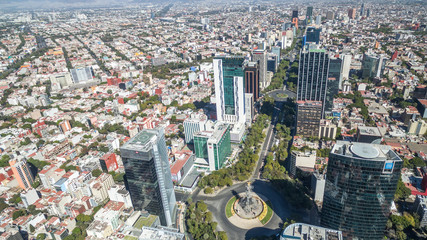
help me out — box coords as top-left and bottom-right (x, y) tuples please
(99, 153), (118, 172)
(154, 88), (162, 95)
(171, 151), (194, 183)
(107, 78), (122, 86)
(104, 200), (125, 212)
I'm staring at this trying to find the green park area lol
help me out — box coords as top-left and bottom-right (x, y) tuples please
(259, 201), (273, 225)
(225, 196), (237, 218)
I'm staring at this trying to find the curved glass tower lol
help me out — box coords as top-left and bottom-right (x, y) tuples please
(321, 141), (402, 239)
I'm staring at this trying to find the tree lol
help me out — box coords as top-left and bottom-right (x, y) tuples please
(197, 201), (208, 212)
(218, 231), (228, 240)
(32, 181), (41, 189)
(92, 169), (103, 178)
(12, 209), (26, 220)
(36, 233), (46, 240)
(76, 214), (93, 222)
(10, 194), (21, 205)
(107, 89), (112, 94)
(0, 154), (10, 167)
(30, 224), (35, 233)
(204, 187), (213, 194)
(72, 227), (82, 235)
(0, 199), (9, 212)
(27, 158), (50, 172)
(395, 179), (411, 200)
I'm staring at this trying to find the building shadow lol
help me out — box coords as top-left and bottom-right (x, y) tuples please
(245, 227), (281, 240)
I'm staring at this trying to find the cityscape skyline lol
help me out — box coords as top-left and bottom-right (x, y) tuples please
(0, 1), (425, 239)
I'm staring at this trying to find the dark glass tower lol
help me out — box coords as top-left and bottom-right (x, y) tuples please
(306, 6), (313, 24)
(325, 58), (342, 114)
(244, 62), (260, 101)
(321, 141), (403, 239)
(292, 10), (298, 19)
(305, 27), (321, 44)
(121, 128), (176, 226)
(297, 47), (330, 117)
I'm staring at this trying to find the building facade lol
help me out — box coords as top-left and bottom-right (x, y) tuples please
(183, 114), (208, 144)
(361, 53), (387, 79)
(305, 27), (321, 44)
(214, 56), (246, 123)
(297, 47), (330, 117)
(193, 123), (231, 171)
(244, 62), (260, 101)
(9, 158), (34, 190)
(321, 141), (403, 239)
(289, 150), (317, 176)
(252, 50), (268, 90)
(296, 101), (322, 137)
(121, 128), (176, 226)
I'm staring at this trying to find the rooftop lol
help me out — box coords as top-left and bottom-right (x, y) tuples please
(358, 126), (382, 137)
(281, 223), (343, 240)
(331, 141), (401, 162)
(139, 226), (185, 240)
(121, 129), (158, 152)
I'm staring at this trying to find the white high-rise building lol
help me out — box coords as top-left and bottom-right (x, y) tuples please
(214, 57), (246, 124)
(340, 54), (352, 89)
(183, 113), (210, 143)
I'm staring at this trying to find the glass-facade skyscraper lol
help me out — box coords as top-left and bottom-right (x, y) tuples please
(297, 46), (330, 117)
(321, 141), (403, 239)
(193, 123), (231, 171)
(361, 53), (387, 79)
(305, 27), (321, 44)
(121, 128), (176, 226)
(214, 56), (246, 123)
(325, 58), (342, 114)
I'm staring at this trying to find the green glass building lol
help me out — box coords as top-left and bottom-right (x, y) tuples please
(321, 141), (402, 239)
(361, 53), (387, 79)
(214, 56), (246, 123)
(193, 123), (231, 171)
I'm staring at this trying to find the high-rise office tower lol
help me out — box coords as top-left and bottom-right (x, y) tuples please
(296, 101), (322, 137)
(292, 10), (298, 20)
(9, 158), (34, 190)
(360, 3), (365, 16)
(194, 123), (231, 171)
(326, 11), (335, 20)
(267, 55), (277, 73)
(361, 53), (388, 79)
(321, 141), (403, 239)
(214, 56), (246, 124)
(340, 54), (352, 85)
(245, 62), (260, 101)
(252, 50), (268, 90)
(315, 15), (321, 25)
(271, 46), (281, 68)
(348, 8), (356, 19)
(121, 128), (176, 226)
(183, 113), (208, 143)
(325, 58), (342, 114)
(305, 27), (321, 44)
(297, 46), (330, 117)
(366, 9), (370, 18)
(306, 6), (313, 24)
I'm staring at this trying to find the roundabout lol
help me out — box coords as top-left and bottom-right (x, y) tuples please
(224, 182), (274, 229)
(193, 180), (293, 240)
